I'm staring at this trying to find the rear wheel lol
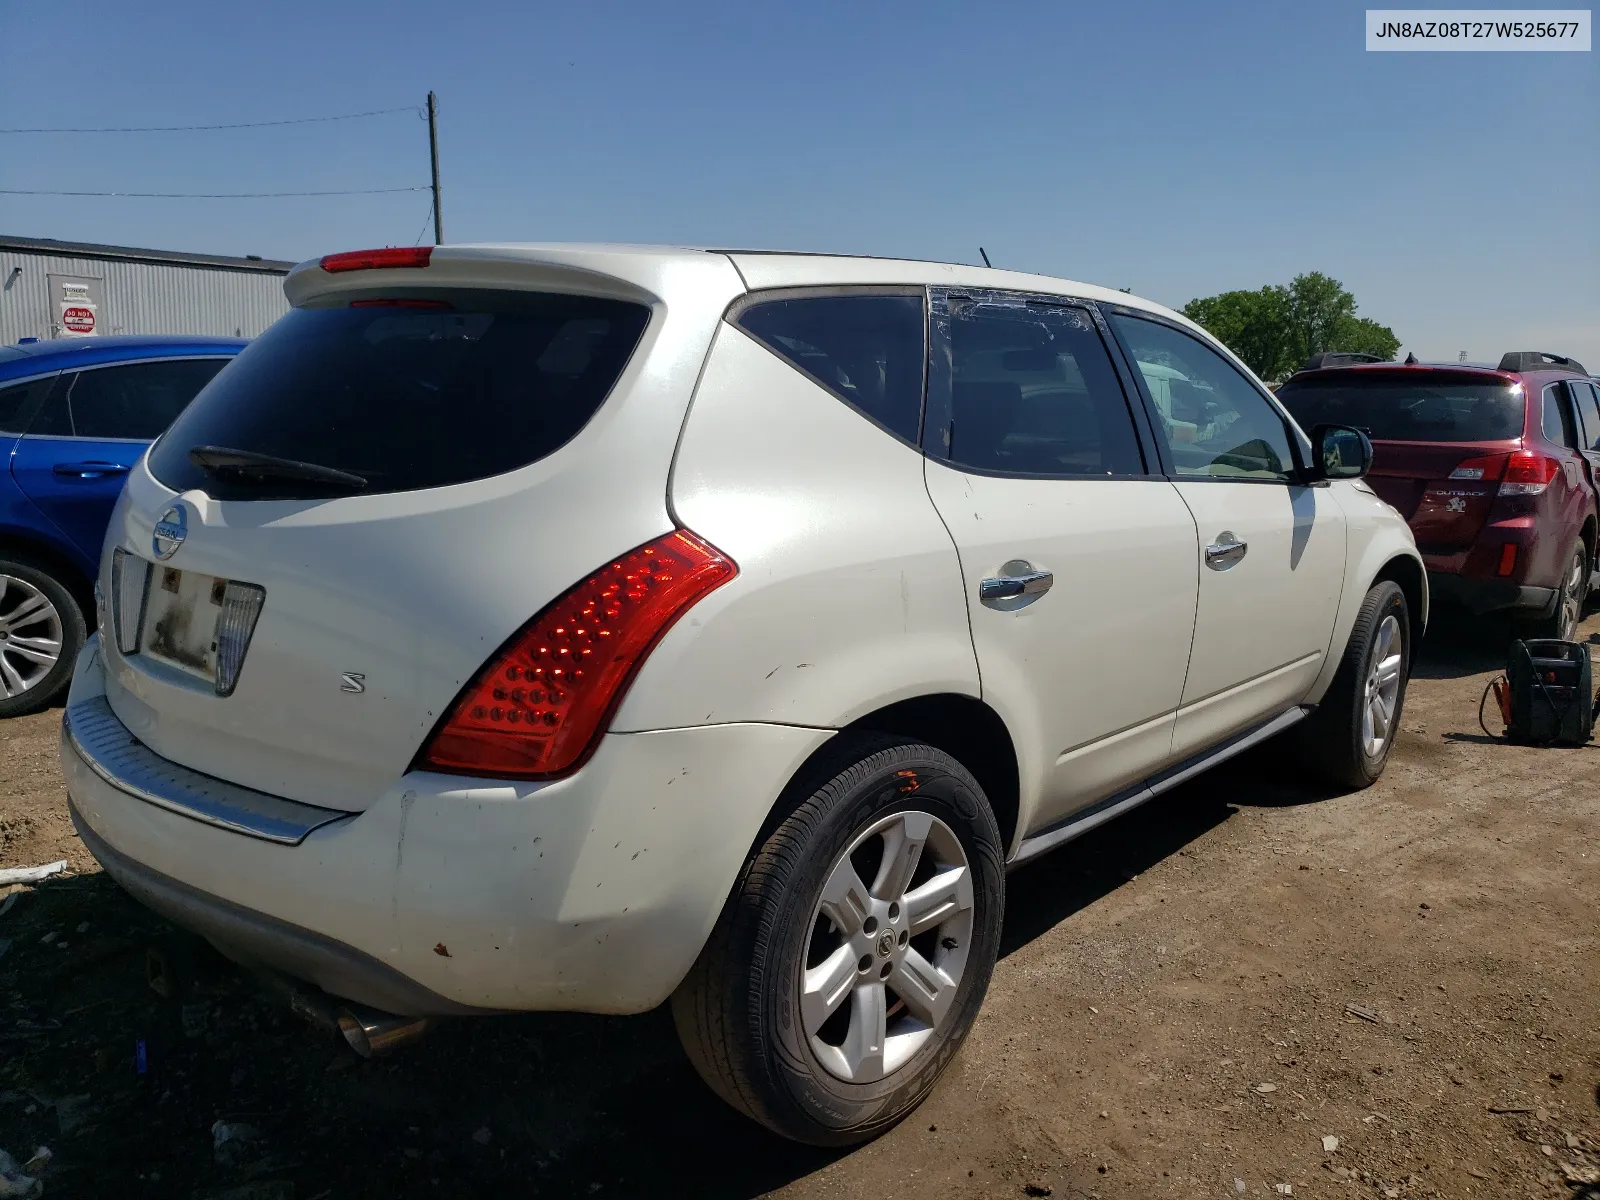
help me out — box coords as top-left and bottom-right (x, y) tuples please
(0, 555), (84, 719)
(671, 734), (1004, 1146)
(1522, 542), (1588, 642)
(1297, 580), (1410, 789)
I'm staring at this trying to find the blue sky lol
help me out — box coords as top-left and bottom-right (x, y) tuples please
(2, 0), (1596, 366)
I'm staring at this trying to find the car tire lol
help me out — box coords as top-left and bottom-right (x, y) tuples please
(1296, 580), (1410, 790)
(1520, 542), (1588, 643)
(671, 733), (1005, 1146)
(0, 554), (86, 719)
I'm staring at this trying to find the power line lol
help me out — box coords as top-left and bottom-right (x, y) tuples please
(1, 186), (428, 199)
(0, 106), (418, 134)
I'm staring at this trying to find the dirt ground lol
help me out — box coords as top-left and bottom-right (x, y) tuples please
(2, 611), (1597, 1200)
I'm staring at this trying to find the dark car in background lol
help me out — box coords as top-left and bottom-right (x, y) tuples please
(1278, 350), (1598, 640)
(1, 335), (245, 715)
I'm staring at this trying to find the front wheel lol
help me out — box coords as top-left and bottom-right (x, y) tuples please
(671, 734), (1005, 1146)
(1297, 580), (1410, 789)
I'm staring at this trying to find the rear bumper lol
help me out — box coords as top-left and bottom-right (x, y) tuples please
(62, 637), (831, 1015)
(1426, 571), (1555, 616)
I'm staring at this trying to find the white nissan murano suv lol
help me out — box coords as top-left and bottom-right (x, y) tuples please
(62, 244), (1424, 1145)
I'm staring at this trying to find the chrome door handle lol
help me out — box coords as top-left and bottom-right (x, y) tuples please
(53, 461), (131, 479)
(980, 569), (1054, 601)
(1204, 532), (1248, 571)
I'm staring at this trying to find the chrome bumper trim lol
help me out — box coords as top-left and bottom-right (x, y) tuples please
(63, 696), (352, 846)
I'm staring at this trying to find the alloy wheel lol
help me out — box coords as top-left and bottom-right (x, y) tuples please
(1558, 549), (1586, 641)
(800, 810), (975, 1084)
(0, 573), (64, 700)
(1360, 613), (1403, 759)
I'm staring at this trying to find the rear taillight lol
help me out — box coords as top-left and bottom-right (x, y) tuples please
(109, 547), (149, 655)
(214, 583), (266, 697)
(320, 247), (433, 273)
(1497, 544), (1519, 576)
(418, 531), (736, 779)
(1499, 451), (1561, 497)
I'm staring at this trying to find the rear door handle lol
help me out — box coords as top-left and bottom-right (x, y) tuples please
(980, 569), (1054, 601)
(53, 462), (131, 479)
(1204, 532), (1248, 571)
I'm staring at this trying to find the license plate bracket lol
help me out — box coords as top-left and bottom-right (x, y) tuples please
(140, 565), (224, 682)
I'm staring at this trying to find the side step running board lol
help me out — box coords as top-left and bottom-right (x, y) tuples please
(1008, 706), (1310, 869)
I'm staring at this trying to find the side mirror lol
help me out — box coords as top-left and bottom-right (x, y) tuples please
(1311, 423), (1372, 481)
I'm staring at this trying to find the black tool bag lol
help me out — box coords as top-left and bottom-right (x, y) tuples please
(1505, 639), (1594, 746)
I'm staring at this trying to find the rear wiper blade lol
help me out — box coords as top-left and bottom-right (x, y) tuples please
(188, 445), (368, 492)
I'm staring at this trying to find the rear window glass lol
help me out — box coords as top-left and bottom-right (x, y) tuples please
(147, 291), (650, 499)
(1276, 376), (1525, 442)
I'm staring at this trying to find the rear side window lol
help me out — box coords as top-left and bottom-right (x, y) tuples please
(49, 359), (228, 440)
(148, 292), (650, 499)
(0, 375), (58, 434)
(1277, 376), (1526, 442)
(1541, 385), (1577, 447)
(734, 292), (926, 444)
(939, 297), (1144, 476)
(1570, 381), (1600, 451)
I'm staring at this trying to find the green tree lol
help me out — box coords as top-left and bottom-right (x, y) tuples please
(1182, 272), (1400, 381)
(1181, 286), (1292, 380)
(1330, 315), (1401, 362)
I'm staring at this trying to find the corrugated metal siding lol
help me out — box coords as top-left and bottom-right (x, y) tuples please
(0, 249), (290, 344)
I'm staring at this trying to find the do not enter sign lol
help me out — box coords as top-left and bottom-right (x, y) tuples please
(61, 305), (96, 334)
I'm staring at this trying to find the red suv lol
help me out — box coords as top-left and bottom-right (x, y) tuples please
(1278, 351), (1598, 640)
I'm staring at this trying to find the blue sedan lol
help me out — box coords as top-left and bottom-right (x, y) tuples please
(1, 335), (245, 715)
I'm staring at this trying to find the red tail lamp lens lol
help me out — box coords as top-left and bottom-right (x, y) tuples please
(1501, 451), (1560, 486)
(1497, 544), (1518, 577)
(419, 531), (736, 779)
(320, 247), (433, 273)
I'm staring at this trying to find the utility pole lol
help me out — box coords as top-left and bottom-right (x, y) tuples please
(427, 91), (443, 244)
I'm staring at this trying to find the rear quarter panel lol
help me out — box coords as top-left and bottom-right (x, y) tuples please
(615, 322), (979, 731)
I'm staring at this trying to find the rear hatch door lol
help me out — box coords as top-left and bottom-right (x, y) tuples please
(100, 248), (743, 809)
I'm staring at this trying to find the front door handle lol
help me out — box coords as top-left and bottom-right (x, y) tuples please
(53, 461), (132, 479)
(1205, 532), (1248, 571)
(980, 569), (1054, 601)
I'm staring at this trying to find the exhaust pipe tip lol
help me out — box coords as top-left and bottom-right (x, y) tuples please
(337, 1007), (432, 1058)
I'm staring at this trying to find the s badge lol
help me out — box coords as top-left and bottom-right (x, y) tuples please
(340, 673), (366, 694)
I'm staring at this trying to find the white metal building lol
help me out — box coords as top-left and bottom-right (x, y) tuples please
(1, 235), (293, 345)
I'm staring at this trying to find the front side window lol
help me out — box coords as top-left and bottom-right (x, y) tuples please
(937, 296), (1144, 477)
(1110, 313), (1296, 481)
(734, 292), (925, 444)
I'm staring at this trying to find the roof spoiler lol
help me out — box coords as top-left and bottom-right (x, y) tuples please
(1497, 351), (1588, 375)
(1300, 351), (1388, 371)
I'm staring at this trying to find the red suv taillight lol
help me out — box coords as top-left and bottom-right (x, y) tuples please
(417, 531), (736, 779)
(1499, 450), (1561, 497)
(320, 246), (433, 273)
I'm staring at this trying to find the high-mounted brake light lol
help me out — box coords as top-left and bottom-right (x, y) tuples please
(1499, 450), (1560, 497)
(320, 247), (433, 273)
(418, 531), (736, 779)
(348, 298), (453, 309)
